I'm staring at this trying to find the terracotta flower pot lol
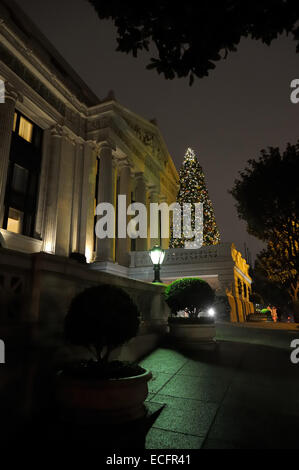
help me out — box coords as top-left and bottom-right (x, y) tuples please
(55, 368), (152, 424)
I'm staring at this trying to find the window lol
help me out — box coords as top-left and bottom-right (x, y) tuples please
(237, 278), (243, 297)
(3, 111), (43, 238)
(244, 284), (248, 299)
(12, 111), (42, 147)
(18, 116), (33, 143)
(13, 112), (17, 132)
(6, 208), (23, 234)
(11, 164), (29, 194)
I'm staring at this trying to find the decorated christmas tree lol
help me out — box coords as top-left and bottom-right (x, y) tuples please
(169, 148), (220, 248)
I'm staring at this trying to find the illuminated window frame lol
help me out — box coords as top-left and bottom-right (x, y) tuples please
(19, 116), (33, 143)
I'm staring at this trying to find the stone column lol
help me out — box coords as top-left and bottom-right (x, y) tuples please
(42, 126), (75, 256)
(134, 172), (147, 251)
(78, 141), (97, 260)
(34, 129), (51, 239)
(95, 143), (114, 262)
(70, 140), (84, 254)
(0, 83), (19, 226)
(116, 159), (131, 266)
(148, 187), (160, 248)
(159, 195), (169, 249)
(42, 126), (62, 253)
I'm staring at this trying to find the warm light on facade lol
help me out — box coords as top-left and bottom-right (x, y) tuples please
(6, 208), (23, 234)
(43, 241), (54, 254)
(19, 116), (33, 143)
(85, 245), (93, 263)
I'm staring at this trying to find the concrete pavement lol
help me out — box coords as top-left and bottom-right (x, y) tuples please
(140, 322), (299, 449)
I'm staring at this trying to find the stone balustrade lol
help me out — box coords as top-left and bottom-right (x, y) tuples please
(130, 243), (232, 268)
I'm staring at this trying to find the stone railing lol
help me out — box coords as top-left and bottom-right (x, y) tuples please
(130, 243), (232, 267)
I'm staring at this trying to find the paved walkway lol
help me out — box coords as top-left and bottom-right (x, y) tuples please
(140, 323), (299, 449)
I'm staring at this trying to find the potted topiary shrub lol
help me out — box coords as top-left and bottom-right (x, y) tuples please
(55, 284), (152, 423)
(164, 278), (216, 348)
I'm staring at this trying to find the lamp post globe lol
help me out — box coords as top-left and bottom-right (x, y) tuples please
(149, 245), (165, 283)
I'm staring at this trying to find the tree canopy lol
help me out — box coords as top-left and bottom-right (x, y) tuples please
(257, 238), (299, 303)
(164, 277), (215, 318)
(230, 142), (299, 307)
(251, 257), (292, 310)
(88, 0), (299, 84)
(230, 142), (299, 243)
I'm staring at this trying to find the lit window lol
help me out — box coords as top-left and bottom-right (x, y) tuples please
(13, 113), (17, 132)
(19, 116), (33, 143)
(7, 208), (23, 234)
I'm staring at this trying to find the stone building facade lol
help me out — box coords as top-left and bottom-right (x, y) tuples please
(0, 0), (178, 270)
(0, 1), (253, 326)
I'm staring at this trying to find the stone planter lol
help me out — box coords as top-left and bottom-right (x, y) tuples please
(55, 368), (152, 424)
(168, 319), (216, 349)
(247, 314), (271, 322)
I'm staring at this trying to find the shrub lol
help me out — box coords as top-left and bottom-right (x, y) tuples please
(164, 278), (215, 319)
(69, 252), (87, 264)
(260, 308), (271, 315)
(64, 285), (140, 362)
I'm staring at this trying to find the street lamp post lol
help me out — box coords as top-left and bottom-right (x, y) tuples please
(149, 245), (165, 283)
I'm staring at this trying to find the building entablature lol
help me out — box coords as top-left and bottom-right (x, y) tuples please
(0, 6), (178, 201)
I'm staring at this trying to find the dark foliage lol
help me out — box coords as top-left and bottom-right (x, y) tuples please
(230, 142), (299, 242)
(230, 142), (299, 306)
(64, 285), (140, 361)
(88, 0), (299, 84)
(164, 277), (215, 318)
(69, 252), (87, 264)
(251, 258), (292, 311)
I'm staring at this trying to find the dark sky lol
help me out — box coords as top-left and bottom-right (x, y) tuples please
(15, 0), (299, 261)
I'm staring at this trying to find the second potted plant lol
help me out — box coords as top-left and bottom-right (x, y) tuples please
(165, 277), (216, 348)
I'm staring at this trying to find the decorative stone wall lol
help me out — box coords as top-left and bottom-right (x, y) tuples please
(0, 248), (170, 378)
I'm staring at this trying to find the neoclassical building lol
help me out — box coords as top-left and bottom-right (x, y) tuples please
(0, 0), (253, 325)
(0, 0), (178, 269)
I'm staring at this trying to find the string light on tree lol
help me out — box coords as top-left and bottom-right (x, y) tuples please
(169, 147), (220, 248)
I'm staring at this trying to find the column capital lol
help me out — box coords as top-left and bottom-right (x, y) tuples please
(86, 139), (99, 153)
(98, 140), (116, 153)
(148, 185), (159, 198)
(50, 124), (64, 138)
(135, 171), (146, 182)
(50, 125), (80, 147)
(118, 157), (133, 172)
(4, 82), (23, 103)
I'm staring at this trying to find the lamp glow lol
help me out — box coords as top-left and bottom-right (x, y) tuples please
(149, 245), (165, 283)
(208, 308), (215, 317)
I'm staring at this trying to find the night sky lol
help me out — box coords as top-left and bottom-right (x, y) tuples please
(15, 0), (299, 261)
